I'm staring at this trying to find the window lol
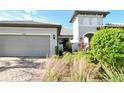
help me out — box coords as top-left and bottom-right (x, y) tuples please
(97, 18), (103, 25)
(91, 18), (97, 26)
(83, 17), (89, 25)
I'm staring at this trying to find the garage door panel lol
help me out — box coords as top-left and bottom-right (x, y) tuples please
(0, 50), (49, 56)
(0, 35), (50, 57)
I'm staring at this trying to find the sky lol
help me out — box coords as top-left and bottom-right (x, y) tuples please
(0, 10), (124, 29)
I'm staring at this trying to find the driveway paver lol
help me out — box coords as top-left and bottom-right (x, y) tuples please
(0, 57), (47, 82)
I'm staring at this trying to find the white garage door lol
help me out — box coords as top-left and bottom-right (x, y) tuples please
(0, 35), (50, 57)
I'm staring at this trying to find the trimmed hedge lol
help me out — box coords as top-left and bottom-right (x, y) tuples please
(90, 28), (124, 66)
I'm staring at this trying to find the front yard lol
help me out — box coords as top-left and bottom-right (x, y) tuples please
(0, 28), (123, 82)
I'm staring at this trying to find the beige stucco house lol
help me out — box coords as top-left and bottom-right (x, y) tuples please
(0, 10), (123, 57)
(70, 11), (110, 51)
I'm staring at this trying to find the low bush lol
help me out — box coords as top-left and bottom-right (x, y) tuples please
(55, 46), (63, 56)
(55, 46), (59, 55)
(66, 40), (72, 53)
(90, 28), (124, 67)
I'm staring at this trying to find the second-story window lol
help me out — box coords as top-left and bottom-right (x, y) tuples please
(91, 18), (97, 26)
(97, 18), (103, 25)
(83, 17), (89, 25)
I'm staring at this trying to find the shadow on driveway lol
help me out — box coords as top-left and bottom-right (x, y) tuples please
(0, 57), (46, 72)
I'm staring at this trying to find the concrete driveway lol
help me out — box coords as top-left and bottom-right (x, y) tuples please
(0, 57), (47, 82)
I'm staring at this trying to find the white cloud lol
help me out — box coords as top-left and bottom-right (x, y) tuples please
(0, 10), (59, 24)
(0, 16), (12, 21)
(22, 13), (33, 20)
(24, 10), (38, 15)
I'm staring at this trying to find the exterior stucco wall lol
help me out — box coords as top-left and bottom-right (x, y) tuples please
(0, 27), (58, 55)
(72, 14), (104, 51)
(79, 26), (97, 37)
(73, 17), (79, 42)
(71, 17), (79, 51)
(72, 15), (103, 40)
(78, 15), (103, 37)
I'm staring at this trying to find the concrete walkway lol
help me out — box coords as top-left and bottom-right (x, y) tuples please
(0, 57), (47, 82)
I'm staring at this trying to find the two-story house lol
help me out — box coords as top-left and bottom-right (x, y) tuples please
(69, 11), (110, 51)
(0, 11), (123, 57)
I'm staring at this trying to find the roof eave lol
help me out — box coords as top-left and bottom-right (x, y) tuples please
(0, 22), (62, 35)
(69, 11), (110, 23)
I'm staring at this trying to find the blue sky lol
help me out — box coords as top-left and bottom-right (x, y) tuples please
(0, 10), (124, 29)
(104, 10), (124, 24)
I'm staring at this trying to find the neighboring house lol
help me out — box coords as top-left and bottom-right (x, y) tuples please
(104, 23), (124, 29)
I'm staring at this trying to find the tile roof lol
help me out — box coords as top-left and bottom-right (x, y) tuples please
(70, 10), (110, 23)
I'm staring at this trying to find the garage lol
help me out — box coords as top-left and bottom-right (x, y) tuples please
(0, 21), (61, 56)
(0, 35), (50, 57)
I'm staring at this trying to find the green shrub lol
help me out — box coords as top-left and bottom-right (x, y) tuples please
(55, 46), (59, 55)
(59, 47), (63, 56)
(55, 46), (63, 56)
(90, 28), (124, 67)
(62, 52), (93, 64)
(66, 40), (72, 53)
